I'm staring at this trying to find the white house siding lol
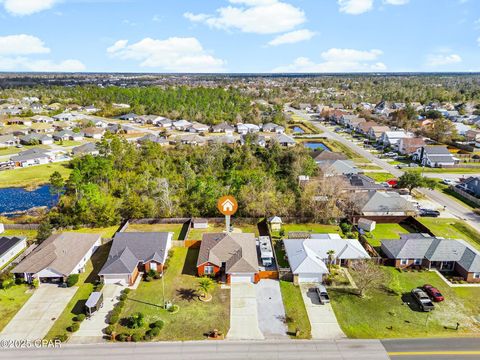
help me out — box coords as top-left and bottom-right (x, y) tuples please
(71, 238), (101, 274)
(0, 239), (26, 268)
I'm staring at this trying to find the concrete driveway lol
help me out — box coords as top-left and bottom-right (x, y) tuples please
(69, 284), (123, 344)
(0, 283), (76, 341)
(300, 284), (345, 340)
(227, 283), (263, 340)
(255, 279), (288, 339)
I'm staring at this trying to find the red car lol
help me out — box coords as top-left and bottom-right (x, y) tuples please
(423, 284), (444, 302)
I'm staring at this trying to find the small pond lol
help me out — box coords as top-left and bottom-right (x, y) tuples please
(303, 142), (331, 151)
(0, 185), (57, 216)
(292, 126), (305, 134)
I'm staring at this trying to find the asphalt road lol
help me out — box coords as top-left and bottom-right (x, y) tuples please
(289, 108), (480, 233)
(0, 340), (390, 360)
(383, 338), (480, 360)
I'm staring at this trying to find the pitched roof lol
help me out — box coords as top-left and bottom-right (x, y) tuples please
(318, 160), (359, 176)
(311, 150), (348, 162)
(99, 232), (172, 275)
(284, 234), (370, 275)
(423, 146), (452, 155)
(354, 191), (416, 213)
(0, 236), (26, 257)
(12, 233), (100, 276)
(197, 233), (258, 274)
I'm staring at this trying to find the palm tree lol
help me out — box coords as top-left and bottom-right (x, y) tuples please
(326, 250), (336, 271)
(198, 277), (214, 301)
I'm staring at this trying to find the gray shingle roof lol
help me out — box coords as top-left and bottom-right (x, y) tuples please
(99, 232), (172, 275)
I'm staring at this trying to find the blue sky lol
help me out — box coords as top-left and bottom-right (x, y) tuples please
(0, 0), (479, 73)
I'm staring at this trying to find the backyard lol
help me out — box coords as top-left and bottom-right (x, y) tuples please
(279, 281), (311, 339)
(125, 223), (186, 241)
(418, 218), (480, 250)
(365, 223), (416, 248)
(330, 266), (480, 339)
(45, 242), (112, 340)
(112, 247), (230, 340)
(0, 284), (33, 332)
(0, 162), (72, 189)
(0, 229), (38, 242)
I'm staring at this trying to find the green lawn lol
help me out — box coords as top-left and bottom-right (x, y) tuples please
(0, 284), (33, 332)
(279, 281), (311, 339)
(45, 242), (111, 340)
(365, 172), (396, 183)
(126, 223), (184, 240)
(272, 223), (342, 238)
(56, 140), (82, 147)
(366, 223), (415, 247)
(113, 247), (230, 340)
(1, 229), (38, 241)
(407, 167), (480, 174)
(0, 145), (50, 157)
(66, 227), (119, 239)
(418, 218), (480, 250)
(330, 267), (480, 339)
(0, 162), (72, 189)
(188, 224), (227, 240)
(320, 139), (366, 162)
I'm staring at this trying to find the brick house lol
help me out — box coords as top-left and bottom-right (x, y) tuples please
(381, 234), (480, 283)
(99, 232), (173, 286)
(197, 233), (259, 283)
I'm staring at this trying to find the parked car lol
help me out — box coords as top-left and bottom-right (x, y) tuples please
(423, 284), (444, 302)
(315, 285), (330, 304)
(441, 179), (456, 186)
(411, 288), (435, 312)
(408, 163), (419, 168)
(419, 208), (440, 217)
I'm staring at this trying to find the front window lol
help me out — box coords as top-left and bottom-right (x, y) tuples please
(414, 259), (422, 265)
(204, 265), (214, 275)
(474, 273), (480, 279)
(400, 259), (408, 265)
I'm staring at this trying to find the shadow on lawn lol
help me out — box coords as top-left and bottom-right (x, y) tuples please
(401, 293), (424, 312)
(127, 297), (164, 308)
(182, 248), (199, 276)
(177, 288), (197, 302)
(85, 243), (112, 284)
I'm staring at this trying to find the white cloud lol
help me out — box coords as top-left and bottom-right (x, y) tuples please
(0, 34), (50, 55)
(272, 48), (386, 72)
(184, 0), (305, 34)
(0, 57), (85, 71)
(426, 53), (462, 67)
(338, 0), (373, 15)
(268, 29), (315, 46)
(1, 0), (57, 16)
(107, 37), (226, 72)
(383, 0), (409, 5)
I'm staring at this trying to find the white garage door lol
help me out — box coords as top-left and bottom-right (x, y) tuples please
(102, 275), (129, 286)
(230, 274), (254, 283)
(298, 273), (321, 283)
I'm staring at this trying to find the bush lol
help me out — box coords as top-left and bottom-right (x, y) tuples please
(68, 322), (80, 332)
(55, 334), (69, 343)
(150, 320), (164, 330)
(131, 333), (142, 342)
(123, 288), (130, 295)
(119, 294), (127, 301)
(147, 269), (158, 278)
(145, 327), (160, 338)
(153, 272), (162, 280)
(104, 325), (115, 336)
(117, 300), (125, 310)
(144, 276), (151, 282)
(1, 278), (14, 290)
(116, 333), (129, 342)
(15, 278), (25, 285)
(340, 222), (352, 234)
(109, 313), (119, 325)
(95, 283), (104, 292)
(31, 279), (39, 288)
(279, 228), (285, 237)
(75, 314), (86, 322)
(168, 305), (179, 313)
(127, 312), (144, 329)
(66, 274), (79, 287)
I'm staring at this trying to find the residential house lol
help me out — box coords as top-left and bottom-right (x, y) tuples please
(192, 219), (208, 229)
(262, 122), (285, 134)
(271, 133), (295, 147)
(465, 129), (480, 142)
(7, 118), (32, 127)
(356, 121), (378, 135)
(83, 105), (100, 113)
(0, 236), (27, 269)
(0, 134), (17, 147)
(188, 122), (209, 133)
(119, 113), (137, 121)
(236, 123), (260, 135)
(412, 146), (457, 167)
(340, 174), (386, 193)
(137, 134), (168, 146)
(99, 232), (173, 286)
(174, 134), (206, 146)
(72, 142), (99, 157)
(10, 148), (52, 167)
(197, 233), (259, 283)
(351, 191), (417, 217)
(31, 115), (54, 123)
(211, 123), (234, 135)
(267, 216), (282, 231)
(398, 137), (426, 156)
(19, 133), (53, 145)
(311, 150), (348, 163)
(82, 127), (105, 139)
(366, 125), (391, 141)
(381, 234), (480, 283)
(172, 120), (192, 131)
(283, 233), (370, 284)
(53, 130), (83, 141)
(12, 233), (101, 284)
(208, 135), (237, 145)
(240, 134), (266, 147)
(455, 177), (480, 202)
(379, 131), (412, 149)
(454, 122), (471, 136)
(317, 160), (359, 177)
(157, 118), (173, 129)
